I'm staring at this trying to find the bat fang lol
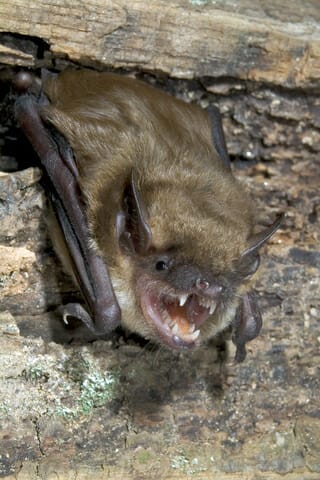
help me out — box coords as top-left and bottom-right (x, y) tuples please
(139, 287), (219, 350)
(178, 294), (189, 306)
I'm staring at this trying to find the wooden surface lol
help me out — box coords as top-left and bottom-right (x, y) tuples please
(0, 1), (320, 478)
(0, 0), (320, 87)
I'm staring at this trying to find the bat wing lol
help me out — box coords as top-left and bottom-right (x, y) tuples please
(14, 73), (120, 334)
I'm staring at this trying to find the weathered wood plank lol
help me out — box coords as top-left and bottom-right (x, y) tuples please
(0, 0), (319, 87)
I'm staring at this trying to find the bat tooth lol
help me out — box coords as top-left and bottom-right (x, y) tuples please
(171, 323), (179, 335)
(209, 302), (217, 315)
(198, 297), (217, 313)
(164, 319), (174, 330)
(179, 294), (188, 307)
(199, 297), (210, 309)
(188, 323), (196, 333)
(186, 329), (200, 341)
(163, 314), (175, 330)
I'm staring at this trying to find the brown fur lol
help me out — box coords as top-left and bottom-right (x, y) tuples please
(42, 69), (256, 342)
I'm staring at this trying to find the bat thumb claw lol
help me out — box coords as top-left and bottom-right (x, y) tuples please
(61, 302), (121, 335)
(62, 303), (95, 331)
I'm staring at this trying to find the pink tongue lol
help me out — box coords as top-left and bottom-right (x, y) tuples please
(186, 295), (210, 328)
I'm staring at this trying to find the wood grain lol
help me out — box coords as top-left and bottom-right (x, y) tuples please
(0, 0), (319, 87)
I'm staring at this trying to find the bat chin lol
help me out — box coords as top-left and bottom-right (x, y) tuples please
(139, 287), (218, 350)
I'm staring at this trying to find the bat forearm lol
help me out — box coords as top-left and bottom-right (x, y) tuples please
(14, 88), (121, 334)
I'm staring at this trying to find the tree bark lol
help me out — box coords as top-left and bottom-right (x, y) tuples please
(0, 1), (320, 479)
(0, 0), (319, 87)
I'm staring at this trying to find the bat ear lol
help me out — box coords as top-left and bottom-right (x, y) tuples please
(241, 214), (284, 258)
(206, 105), (231, 170)
(235, 214), (283, 278)
(116, 170), (152, 255)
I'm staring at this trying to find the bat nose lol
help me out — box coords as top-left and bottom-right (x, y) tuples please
(195, 277), (223, 298)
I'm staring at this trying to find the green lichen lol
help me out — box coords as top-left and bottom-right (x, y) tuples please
(22, 365), (49, 382)
(55, 404), (76, 420)
(188, 0), (210, 6)
(78, 371), (119, 413)
(171, 452), (207, 475)
(171, 454), (189, 471)
(55, 357), (120, 419)
(137, 450), (153, 465)
(0, 401), (10, 417)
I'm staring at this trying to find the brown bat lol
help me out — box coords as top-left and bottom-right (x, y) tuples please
(13, 69), (283, 362)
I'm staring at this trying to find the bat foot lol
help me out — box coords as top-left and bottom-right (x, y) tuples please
(232, 291), (262, 363)
(234, 343), (247, 363)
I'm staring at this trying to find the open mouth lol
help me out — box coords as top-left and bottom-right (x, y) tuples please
(140, 289), (218, 349)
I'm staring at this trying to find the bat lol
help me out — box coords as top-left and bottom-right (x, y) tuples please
(13, 69), (283, 362)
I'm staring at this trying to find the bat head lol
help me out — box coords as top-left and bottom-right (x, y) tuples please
(114, 170), (283, 351)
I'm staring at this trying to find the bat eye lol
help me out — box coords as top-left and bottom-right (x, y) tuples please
(155, 260), (169, 271)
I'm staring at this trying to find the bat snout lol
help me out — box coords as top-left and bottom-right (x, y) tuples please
(195, 277), (223, 298)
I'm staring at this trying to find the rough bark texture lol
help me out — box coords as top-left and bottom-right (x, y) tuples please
(0, 1), (319, 479)
(0, 0), (320, 87)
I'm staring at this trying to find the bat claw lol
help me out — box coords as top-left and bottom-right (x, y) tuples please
(62, 302), (120, 335)
(62, 303), (96, 332)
